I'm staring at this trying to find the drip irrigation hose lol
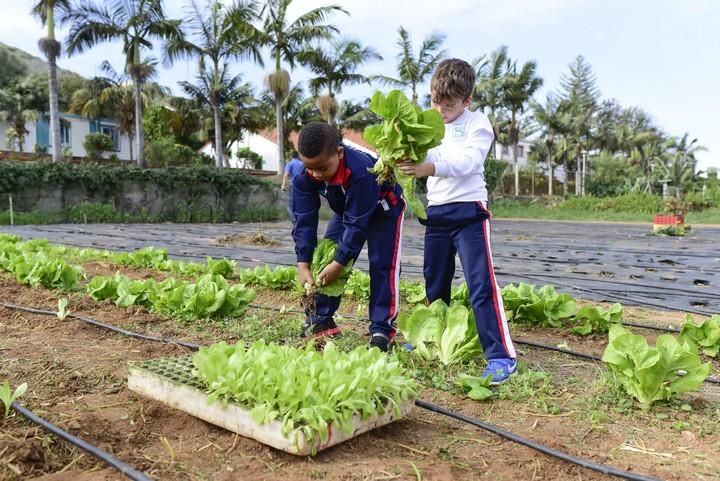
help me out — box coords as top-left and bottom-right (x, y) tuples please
(10, 401), (154, 481)
(514, 339), (602, 362)
(3, 302), (674, 481)
(415, 400), (664, 481)
(0, 302), (201, 350)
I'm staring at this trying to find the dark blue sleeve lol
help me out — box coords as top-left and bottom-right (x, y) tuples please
(334, 171), (381, 266)
(291, 175), (320, 263)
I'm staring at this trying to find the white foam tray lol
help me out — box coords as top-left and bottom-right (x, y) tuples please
(127, 364), (414, 455)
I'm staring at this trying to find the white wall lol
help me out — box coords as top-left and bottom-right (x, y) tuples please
(200, 131), (280, 172)
(0, 115), (132, 161)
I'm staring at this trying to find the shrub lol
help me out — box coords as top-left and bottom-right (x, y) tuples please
(83, 133), (114, 160)
(236, 147), (264, 170)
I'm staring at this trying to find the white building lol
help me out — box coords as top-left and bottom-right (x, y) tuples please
(0, 112), (132, 160)
(495, 139), (535, 166)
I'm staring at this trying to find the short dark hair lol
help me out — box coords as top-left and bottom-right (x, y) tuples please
(298, 122), (339, 158)
(431, 58), (475, 103)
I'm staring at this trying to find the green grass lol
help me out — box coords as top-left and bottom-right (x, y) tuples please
(491, 201), (720, 224)
(0, 202), (286, 225)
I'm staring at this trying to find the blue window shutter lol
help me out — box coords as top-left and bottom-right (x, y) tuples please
(89, 119), (100, 133)
(36, 116), (49, 147)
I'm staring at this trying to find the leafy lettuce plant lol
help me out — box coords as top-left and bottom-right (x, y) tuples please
(602, 324), (711, 409)
(399, 280), (426, 305)
(363, 90), (445, 219)
(9, 252), (83, 290)
(502, 283), (576, 328)
(113, 246), (168, 269)
(456, 374), (494, 401)
(450, 282), (470, 308)
(398, 300), (482, 366)
(570, 303), (623, 336)
(308, 239), (353, 297)
(152, 274), (255, 320)
(193, 340), (418, 452)
(680, 314), (720, 357)
(239, 265), (298, 290)
(344, 270), (371, 301)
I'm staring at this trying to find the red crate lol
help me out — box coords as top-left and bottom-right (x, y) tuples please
(654, 214), (684, 225)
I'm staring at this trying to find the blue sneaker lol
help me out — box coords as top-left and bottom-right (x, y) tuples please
(481, 358), (518, 385)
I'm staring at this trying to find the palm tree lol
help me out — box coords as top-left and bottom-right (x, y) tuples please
(0, 77), (47, 152)
(298, 38), (381, 125)
(531, 94), (569, 196)
(376, 26), (446, 105)
(259, 84), (321, 155)
(62, 0), (185, 167)
(656, 134), (705, 191)
(69, 60), (167, 162)
(473, 46), (508, 158)
(180, 66), (256, 166)
(503, 58), (543, 196)
(167, 0), (263, 169)
(31, 0), (70, 162)
(336, 98), (380, 131)
(260, 0), (347, 174)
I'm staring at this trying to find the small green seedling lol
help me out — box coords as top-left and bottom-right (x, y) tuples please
(56, 298), (71, 320)
(1, 381), (27, 416)
(457, 373), (494, 401)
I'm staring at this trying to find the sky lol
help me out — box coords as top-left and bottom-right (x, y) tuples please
(1, 0), (717, 171)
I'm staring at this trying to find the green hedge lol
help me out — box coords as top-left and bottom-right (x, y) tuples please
(0, 161), (270, 198)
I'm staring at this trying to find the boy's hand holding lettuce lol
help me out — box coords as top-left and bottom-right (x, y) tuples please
(363, 90), (445, 219)
(300, 239), (353, 297)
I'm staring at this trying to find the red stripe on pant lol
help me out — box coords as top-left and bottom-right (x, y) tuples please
(481, 217), (516, 358)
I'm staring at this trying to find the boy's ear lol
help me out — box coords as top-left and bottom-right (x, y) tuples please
(463, 96), (472, 107)
(336, 145), (344, 160)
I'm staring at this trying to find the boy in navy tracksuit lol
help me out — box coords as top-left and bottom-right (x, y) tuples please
(399, 59), (517, 384)
(292, 122), (405, 351)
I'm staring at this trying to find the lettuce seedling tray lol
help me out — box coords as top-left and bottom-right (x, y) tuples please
(127, 356), (414, 455)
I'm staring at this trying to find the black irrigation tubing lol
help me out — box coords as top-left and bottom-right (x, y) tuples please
(11, 401), (154, 481)
(513, 339), (602, 362)
(3, 302), (669, 481)
(0, 302), (202, 350)
(415, 400), (664, 481)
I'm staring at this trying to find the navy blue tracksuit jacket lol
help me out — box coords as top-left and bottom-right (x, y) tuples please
(292, 145), (405, 337)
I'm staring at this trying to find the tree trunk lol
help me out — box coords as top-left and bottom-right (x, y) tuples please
(562, 157), (569, 195)
(575, 155), (581, 195)
(276, 98), (284, 175)
(547, 155), (553, 196)
(48, 55), (61, 162)
(134, 79), (145, 168)
(531, 164), (535, 197)
(513, 142), (519, 196)
(128, 131), (134, 163)
(213, 104), (224, 170)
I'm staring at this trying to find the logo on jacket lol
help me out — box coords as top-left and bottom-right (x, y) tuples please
(452, 125), (466, 137)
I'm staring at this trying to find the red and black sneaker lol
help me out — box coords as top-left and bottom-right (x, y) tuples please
(301, 319), (342, 339)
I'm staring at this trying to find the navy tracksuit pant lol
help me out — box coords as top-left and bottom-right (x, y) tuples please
(310, 205), (405, 338)
(423, 201), (516, 360)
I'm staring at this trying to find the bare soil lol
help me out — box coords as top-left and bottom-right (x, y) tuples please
(1, 275), (719, 481)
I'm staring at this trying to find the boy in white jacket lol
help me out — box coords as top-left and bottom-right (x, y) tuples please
(399, 58), (517, 384)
